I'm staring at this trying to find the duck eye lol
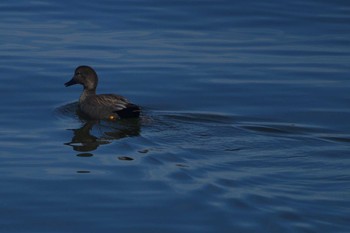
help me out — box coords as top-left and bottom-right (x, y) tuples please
(75, 72), (81, 75)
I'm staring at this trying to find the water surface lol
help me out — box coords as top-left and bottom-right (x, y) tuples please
(0, 0), (350, 232)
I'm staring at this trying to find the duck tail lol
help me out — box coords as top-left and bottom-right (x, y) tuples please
(115, 104), (141, 119)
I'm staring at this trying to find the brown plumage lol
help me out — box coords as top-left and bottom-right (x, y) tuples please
(65, 66), (140, 120)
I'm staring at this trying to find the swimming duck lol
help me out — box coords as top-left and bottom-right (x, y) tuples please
(65, 66), (140, 120)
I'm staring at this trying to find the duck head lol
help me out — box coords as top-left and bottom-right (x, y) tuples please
(65, 66), (98, 91)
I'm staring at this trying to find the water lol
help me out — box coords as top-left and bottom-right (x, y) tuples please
(1, 0), (350, 232)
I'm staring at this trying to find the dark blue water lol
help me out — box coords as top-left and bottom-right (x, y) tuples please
(1, 0), (350, 232)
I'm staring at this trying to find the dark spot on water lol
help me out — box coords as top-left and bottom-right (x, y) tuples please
(224, 147), (244, 152)
(138, 149), (149, 154)
(77, 170), (91, 174)
(118, 156), (134, 161)
(76, 153), (94, 157)
(176, 163), (189, 168)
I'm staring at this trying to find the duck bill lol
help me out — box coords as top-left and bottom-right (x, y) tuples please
(64, 78), (77, 87)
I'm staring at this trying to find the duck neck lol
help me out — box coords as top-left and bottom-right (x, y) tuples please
(80, 88), (96, 102)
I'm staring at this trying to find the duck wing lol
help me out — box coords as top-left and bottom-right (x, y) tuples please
(91, 94), (140, 118)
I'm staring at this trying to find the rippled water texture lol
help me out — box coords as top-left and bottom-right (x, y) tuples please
(0, 0), (350, 232)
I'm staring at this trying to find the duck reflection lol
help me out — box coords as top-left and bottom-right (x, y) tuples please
(65, 118), (141, 152)
(56, 102), (142, 152)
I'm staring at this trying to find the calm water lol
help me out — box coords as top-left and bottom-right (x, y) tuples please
(1, 0), (350, 232)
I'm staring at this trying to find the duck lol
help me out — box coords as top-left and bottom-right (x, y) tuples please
(64, 66), (140, 120)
